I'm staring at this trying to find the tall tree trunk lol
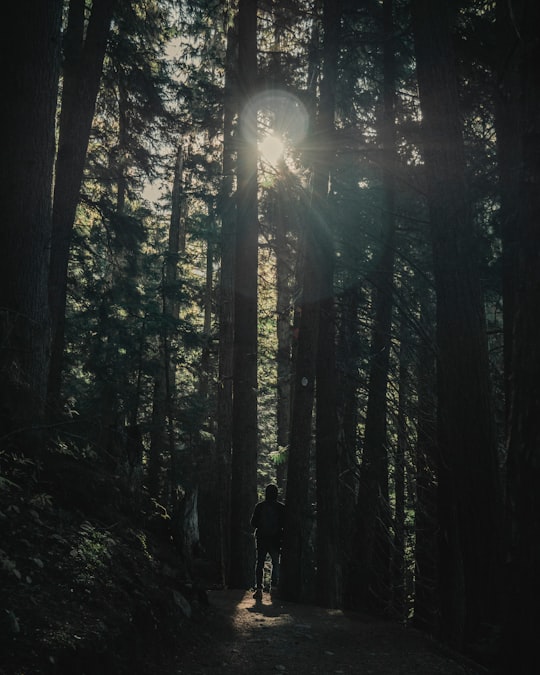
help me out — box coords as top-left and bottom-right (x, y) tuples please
(0, 1), (63, 447)
(48, 0), (115, 409)
(352, 0), (397, 614)
(148, 145), (186, 501)
(314, 0), (342, 610)
(196, 214), (220, 561)
(412, 295), (438, 633)
(200, 226), (214, 400)
(392, 313), (409, 620)
(498, 2), (540, 672)
(165, 144), (186, 496)
(280, 193), (319, 602)
(493, 0), (521, 430)
(216, 13), (237, 587)
(274, 179), (293, 492)
(148, 374), (167, 499)
(411, 0), (503, 649)
(229, 0), (259, 590)
(280, 2), (322, 603)
(336, 278), (361, 604)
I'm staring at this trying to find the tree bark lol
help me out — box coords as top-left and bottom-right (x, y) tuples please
(229, 0), (259, 589)
(216, 13), (237, 587)
(498, 1), (540, 671)
(493, 0), (521, 430)
(280, 197), (319, 602)
(392, 314), (409, 620)
(280, 3), (322, 604)
(411, 0), (503, 649)
(0, 1), (63, 446)
(48, 0), (115, 408)
(412, 296), (438, 633)
(148, 145), (186, 501)
(336, 278), (361, 606)
(274, 178), (293, 492)
(352, 0), (397, 614)
(314, 0), (342, 610)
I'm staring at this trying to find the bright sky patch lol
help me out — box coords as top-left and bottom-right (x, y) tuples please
(259, 134), (285, 165)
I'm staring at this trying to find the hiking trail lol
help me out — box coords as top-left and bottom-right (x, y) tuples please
(173, 589), (486, 674)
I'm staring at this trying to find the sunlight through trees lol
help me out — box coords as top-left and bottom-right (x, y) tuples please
(3, 1), (539, 672)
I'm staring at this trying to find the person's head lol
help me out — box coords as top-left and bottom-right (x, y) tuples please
(265, 484), (278, 502)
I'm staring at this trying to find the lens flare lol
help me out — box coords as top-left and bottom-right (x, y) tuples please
(259, 134), (285, 164)
(241, 89), (309, 146)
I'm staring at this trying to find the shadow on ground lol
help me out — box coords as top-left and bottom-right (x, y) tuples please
(173, 589), (489, 675)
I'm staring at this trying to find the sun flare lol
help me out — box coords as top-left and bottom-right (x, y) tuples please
(259, 134), (285, 165)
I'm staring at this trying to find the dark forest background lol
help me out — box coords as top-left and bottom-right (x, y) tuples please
(1, 0), (539, 673)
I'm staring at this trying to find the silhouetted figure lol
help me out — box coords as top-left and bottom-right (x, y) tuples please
(250, 483), (285, 600)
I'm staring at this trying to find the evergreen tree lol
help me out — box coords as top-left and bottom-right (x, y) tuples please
(229, 0), (259, 589)
(1, 0), (63, 449)
(411, 0), (503, 649)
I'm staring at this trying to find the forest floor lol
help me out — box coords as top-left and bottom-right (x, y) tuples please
(171, 588), (490, 675)
(1, 449), (493, 675)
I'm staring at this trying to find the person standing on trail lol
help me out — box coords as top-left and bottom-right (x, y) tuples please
(250, 483), (285, 600)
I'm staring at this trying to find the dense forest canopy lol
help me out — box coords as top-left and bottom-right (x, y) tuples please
(1, 0), (539, 673)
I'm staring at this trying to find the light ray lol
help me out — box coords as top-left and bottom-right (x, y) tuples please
(259, 134), (285, 165)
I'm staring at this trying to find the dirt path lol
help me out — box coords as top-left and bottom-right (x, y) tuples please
(173, 589), (488, 674)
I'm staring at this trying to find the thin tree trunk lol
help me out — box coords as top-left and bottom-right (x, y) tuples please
(314, 0), (342, 610)
(412, 296), (438, 633)
(165, 145), (186, 496)
(196, 216), (219, 561)
(229, 0), (259, 590)
(392, 312), (408, 620)
(337, 278), (361, 604)
(493, 0), (521, 430)
(216, 13), (237, 587)
(148, 145), (185, 501)
(275, 179), (293, 492)
(280, 194), (319, 602)
(148, 374), (166, 499)
(352, 0), (397, 614)
(48, 0), (115, 409)
(200, 231), (213, 400)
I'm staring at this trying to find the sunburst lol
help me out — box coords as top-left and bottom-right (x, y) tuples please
(259, 133), (285, 165)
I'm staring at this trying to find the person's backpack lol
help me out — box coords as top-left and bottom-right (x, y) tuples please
(257, 500), (281, 538)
